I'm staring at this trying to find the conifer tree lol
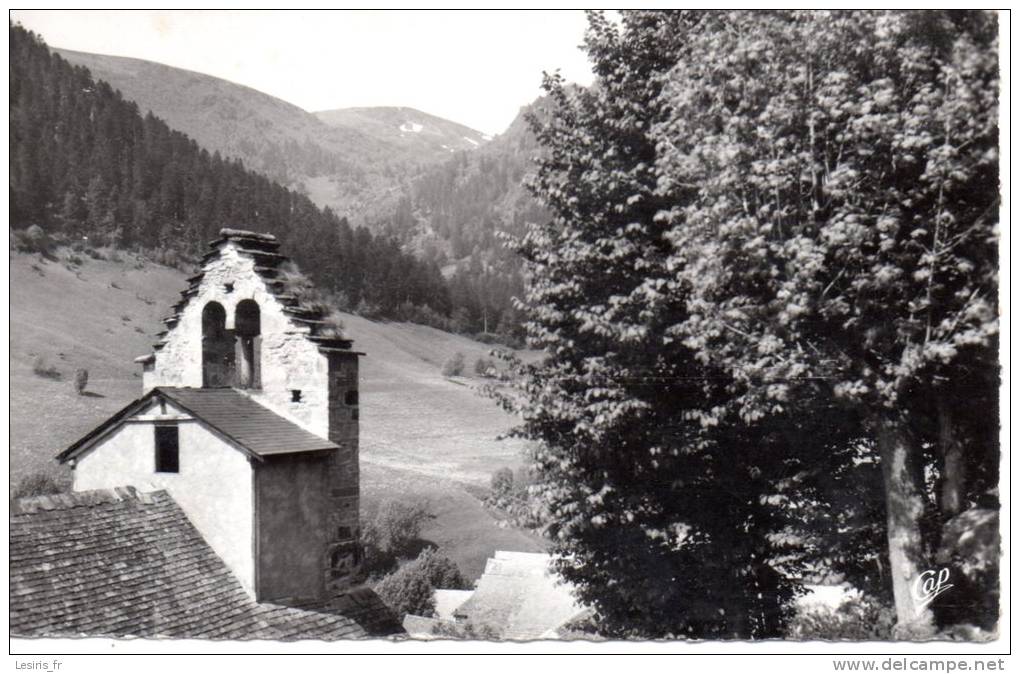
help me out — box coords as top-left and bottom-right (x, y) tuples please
(9, 22), (453, 321)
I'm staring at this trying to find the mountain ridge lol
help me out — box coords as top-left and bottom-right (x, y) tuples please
(55, 47), (489, 222)
(315, 105), (490, 156)
(48, 41), (549, 339)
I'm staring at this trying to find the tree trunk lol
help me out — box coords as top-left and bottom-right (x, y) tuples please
(937, 399), (966, 519)
(876, 415), (936, 636)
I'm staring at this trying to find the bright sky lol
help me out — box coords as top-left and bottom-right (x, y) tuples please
(10, 9), (598, 136)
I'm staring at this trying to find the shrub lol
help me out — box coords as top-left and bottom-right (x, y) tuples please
(787, 596), (895, 640)
(359, 518), (398, 579)
(331, 290), (353, 312)
(73, 368), (89, 395)
(473, 332), (501, 345)
(441, 352), (465, 377)
(407, 304), (452, 332)
(415, 547), (470, 590)
(12, 472), (64, 499)
(429, 619), (501, 640)
(32, 356), (61, 380)
(484, 465), (546, 529)
(374, 561), (437, 619)
(514, 465), (537, 489)
(474, 357), (496, 377)
(150, 246), (182, 268)
(374, 499), (435, 558)
(490, 467), (514, 495)
(374, 548), (469, 620)
(12, 225), (50, 254)
(355, 299), (384, 319)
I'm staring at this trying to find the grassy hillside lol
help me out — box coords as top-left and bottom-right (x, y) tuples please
(10, 248), (185, 485)
(315, 106), (489, 158)
(10, 248), (544, 579)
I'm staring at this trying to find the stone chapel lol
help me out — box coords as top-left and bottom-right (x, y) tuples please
(57, 228), (363, 604)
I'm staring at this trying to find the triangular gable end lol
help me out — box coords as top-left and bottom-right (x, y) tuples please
(56, 389), (263, 465)
(150, 229), (354, 359)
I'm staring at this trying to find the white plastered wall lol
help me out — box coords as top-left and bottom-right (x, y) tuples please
(72, 399), (257, 595)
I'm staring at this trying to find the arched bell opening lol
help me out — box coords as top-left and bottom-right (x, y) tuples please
(234, 299), (261, 389)
(202, 302), (235, 387)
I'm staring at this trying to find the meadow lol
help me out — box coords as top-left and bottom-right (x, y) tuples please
(9, 248), (545, 580)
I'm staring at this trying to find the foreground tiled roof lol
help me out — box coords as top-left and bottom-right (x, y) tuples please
(10, 488), (402, 639)
(58, 387), (338, 463)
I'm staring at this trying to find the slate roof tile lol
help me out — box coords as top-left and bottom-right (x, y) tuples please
(11, 487), (401, 640)
(58, 387), (339, 463)
(160, 386), (342, 456)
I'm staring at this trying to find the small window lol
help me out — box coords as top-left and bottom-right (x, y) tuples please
(291, 389), (303, 402)
(155, 425), (179, 473)
(224, 282), (234, 293)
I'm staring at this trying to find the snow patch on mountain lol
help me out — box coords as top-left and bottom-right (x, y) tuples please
(400, 121), (424, 133)
(463, 136), (480, 147)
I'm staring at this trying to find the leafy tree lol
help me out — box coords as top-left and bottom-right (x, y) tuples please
(372, 499), (435, 558)
(502, 8), (997, 639)
(498, 11), (832, 639)
(651, 10), (998, 634)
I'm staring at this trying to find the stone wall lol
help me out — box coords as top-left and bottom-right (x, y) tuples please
(325, 352), (361, 593)
(147, 241), (331, 438)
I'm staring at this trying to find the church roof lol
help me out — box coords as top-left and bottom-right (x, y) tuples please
(157, 387), (340, 456)
(57, 387), (339, 464)
(10, 487), (402, 639)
